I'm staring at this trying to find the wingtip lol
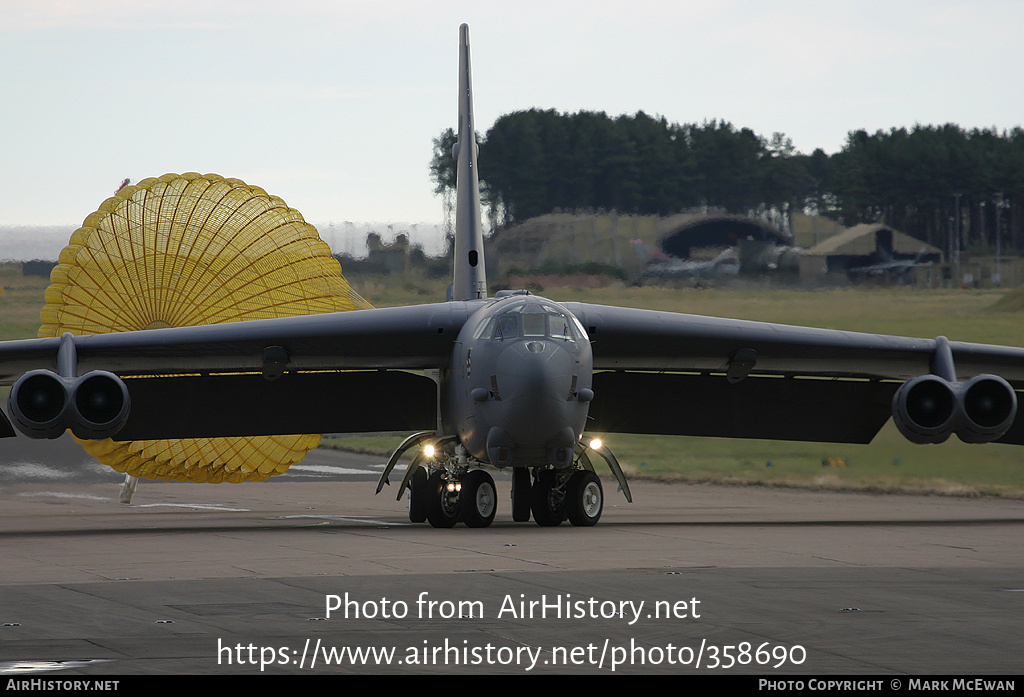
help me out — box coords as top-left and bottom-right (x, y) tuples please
(460, 23), (470, 44)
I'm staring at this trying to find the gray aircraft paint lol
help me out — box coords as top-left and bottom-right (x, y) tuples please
(450, 24), (487, 303)
(4, 25), (1024, 527)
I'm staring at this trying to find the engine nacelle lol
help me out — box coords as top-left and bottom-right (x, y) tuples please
(892, 375), (957, 444)
(892, 374), (1017, 445)
(8, 369), (130, 440)
(8, 370), (73, 439)
(956, 374), (1017, 444)
(71, 370), (131, 439)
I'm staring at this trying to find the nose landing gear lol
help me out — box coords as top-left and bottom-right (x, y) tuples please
(379, 433), (629, 528)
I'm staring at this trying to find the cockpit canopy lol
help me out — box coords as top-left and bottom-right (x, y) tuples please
(474, 302), (587, 342)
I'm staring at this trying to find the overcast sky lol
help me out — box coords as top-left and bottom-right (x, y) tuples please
(2, 0), (1022, 238)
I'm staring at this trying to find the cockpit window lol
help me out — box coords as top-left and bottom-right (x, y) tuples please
(550, 316), (572, 340)
(522, 313), (546, 337)
(485, 304), (583, 342)
(473, 316), (496, 340)
(495, 313), (519, 339)
(567, 312), (587, 340)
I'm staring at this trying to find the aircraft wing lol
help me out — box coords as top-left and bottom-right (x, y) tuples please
(564, 302), (1024, 445)
(0, 303), (471, 381)
(0, 302), (474, 440)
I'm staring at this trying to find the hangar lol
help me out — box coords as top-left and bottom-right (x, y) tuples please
(798, 223), (943, 284)
(659, 214), (792, 259)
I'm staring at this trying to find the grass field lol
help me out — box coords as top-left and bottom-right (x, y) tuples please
(0, 263), (51, 341)
(4, 262), (1024, 497)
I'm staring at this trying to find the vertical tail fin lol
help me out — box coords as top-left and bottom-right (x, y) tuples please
(450, 23), (487, 301)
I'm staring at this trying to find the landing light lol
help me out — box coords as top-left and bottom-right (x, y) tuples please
(446, 481), (462, 492)
(589, 438), (602, 450)
(424, 444), (435, 458)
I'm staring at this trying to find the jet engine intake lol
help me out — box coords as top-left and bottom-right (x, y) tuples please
(892, 374), (1016, 444)
(956, 374), (1017, 443)
(71, 371), (131, 439)
(8, 370), (72, 439)
(8, 369), (130, 440)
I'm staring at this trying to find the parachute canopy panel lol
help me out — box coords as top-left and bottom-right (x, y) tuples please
(41, 172), (372, 483)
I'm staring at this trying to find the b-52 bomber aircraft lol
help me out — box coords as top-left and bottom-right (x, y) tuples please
(3, 24), (1024, 529)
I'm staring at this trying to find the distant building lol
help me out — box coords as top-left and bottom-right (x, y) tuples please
(791, 213), (845, 249)
(799, 224), (943, 285)
(487, 213), (658, 278)
(488, 212), (792, 281)
(658, 214), (792, 259)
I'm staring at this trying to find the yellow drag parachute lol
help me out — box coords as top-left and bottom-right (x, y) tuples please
(40, 172), (371, 483)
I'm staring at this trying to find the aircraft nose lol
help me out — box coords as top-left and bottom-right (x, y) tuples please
(494, 340), (576, 443)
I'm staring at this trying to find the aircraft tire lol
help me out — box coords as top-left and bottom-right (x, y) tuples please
(425, 471), (458, 528)
(408, 467), (427, 523)
(566, 470), (603, 526)
(460, 470), (496, 528)
(531, 469), (566, 527)
(511, 468), (531, 522)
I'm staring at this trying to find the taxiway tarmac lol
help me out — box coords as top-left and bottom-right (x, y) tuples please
(1, 438), (1023, 675)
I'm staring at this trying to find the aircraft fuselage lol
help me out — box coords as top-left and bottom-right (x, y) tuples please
(443, 293), (594, 469)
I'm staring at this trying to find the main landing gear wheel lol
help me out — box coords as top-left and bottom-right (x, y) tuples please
(566, 470), (603, 526)
(511, 468), (532, 522)
(425, 471), (459, 528)
(460, 470), (497, 528)
(531, 469), (567, 527)
(408, 467), (427, 523)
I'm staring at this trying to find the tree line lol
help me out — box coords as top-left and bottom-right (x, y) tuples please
(430, 109), (1024, 253)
